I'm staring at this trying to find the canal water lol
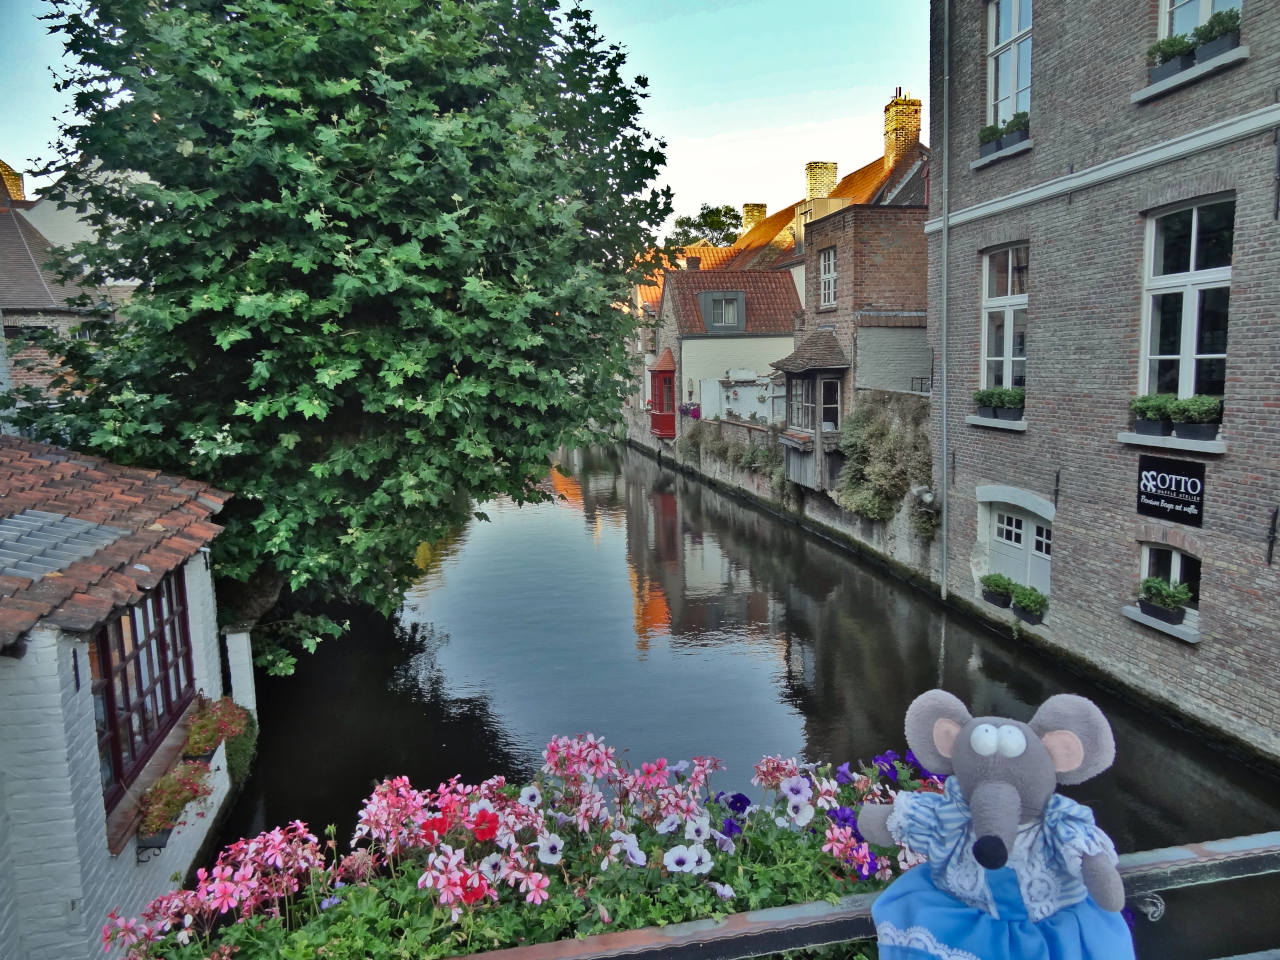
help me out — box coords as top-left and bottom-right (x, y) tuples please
(219, 445), (1280, 956)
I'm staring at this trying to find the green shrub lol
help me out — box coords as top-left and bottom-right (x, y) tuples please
(1147, 33), (1194, 65)
(1130, 392), (1177, 421)
(973, 388), (1001, 408)
(1192, 7), (1240, 45)
(834, 394), (931, 524)
(979, 123), (1003, 145)
(1003, 111), (1029, 134)
(139, 761), (212, 836)
(1010, 584), (1048, 616)
(225, 710), (258, 787)
(1169, 394), (1222, 424)
(1139, 576), (1193, 610)
(980, 573), (1016, 596)
(995, 386), (1025, 409)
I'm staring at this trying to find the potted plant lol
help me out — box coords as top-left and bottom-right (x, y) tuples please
(184, 695), (251, 762)
(1010, 584), (1048, 625)
(973, 387), (1000, 418)
(979, 123), (1003, 158)
(137, 760), (213, 848)
(1147, 33), (1196, 83)
(1192, 7), (1241, 63)
(980, 572), (1015, 608)
(1169, 394), (1222, 440)
(993, 386), (1026, 421)
(1129, 392), (1177, 436)
(1001, 111), (1030, 148)
(1138, 576), (1193, 625)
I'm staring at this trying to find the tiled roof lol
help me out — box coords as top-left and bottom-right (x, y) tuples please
(0, 437), (229, 653)
(679, 243), (740, 270)
(0, 209), (94, 313)
(648, 347), (676, 372)
(664, 270), (800, 337)
(772, 328), (850, 373)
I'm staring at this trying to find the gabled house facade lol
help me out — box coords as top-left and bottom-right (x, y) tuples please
(928, 0), (1280, 759)
(0, 436), (257, 959)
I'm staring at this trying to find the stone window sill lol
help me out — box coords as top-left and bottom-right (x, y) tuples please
(1115, 431), (1225, 454)
(1131, 46), (1250, 104)
(816, 306), (837, 313)
(970, 138), (1033, 171)
(1122, 604), (1201, 644)
(966, 414), (1027, 432)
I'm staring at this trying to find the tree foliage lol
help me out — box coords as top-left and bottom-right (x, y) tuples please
(14, 0), (673, 623)
(667, 203), (742, 248)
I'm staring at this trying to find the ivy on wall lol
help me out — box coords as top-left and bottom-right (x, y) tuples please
(834, 393), (932, 527)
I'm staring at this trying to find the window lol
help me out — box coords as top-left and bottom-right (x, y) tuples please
(789, 378), (815, 431)
(1162, 0), (1239, 38)
(819, 247), (838, 308)
(89, 570), (196, 812)
(988, 0), (1031, 127)
(1142, 545), (1202, 624)
(981, 244), (1028, 388)
(820, 379), (840, 431)
(711, 297), (738, 326)
(995, 511), (1024, 545)
(1142, 199), (1233, 397)
(1033, 524), (1051, 557)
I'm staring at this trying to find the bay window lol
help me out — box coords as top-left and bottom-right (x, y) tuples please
(789, 379), (815, 432)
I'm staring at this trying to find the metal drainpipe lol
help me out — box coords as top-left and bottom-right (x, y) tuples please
(939, 0), (953, 601)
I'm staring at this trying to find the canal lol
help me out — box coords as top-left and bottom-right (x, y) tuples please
(218, 444), (1280, 956)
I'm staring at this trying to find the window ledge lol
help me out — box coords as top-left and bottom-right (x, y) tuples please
(966, 414), (1027, 432)
(1116, 431), (1225, 454)
(970, 137), (1033, 171)
(1122, 604), (1201, 644)
(1131, 45), (1250, 104)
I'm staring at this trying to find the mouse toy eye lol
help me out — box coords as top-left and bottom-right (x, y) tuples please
(997, 724), (1027, 758)
(970, 723), (998, 756)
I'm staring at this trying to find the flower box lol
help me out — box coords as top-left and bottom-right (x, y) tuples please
(1138, 599), (1186, 625)
(1011, 602), (1043, 625)
(982, 588), (1012, 608)
(994, 406), (1024, 422)
(1000, 128), (1029, 149)
(136, 827), (173, 850)
(1132, 417), (1173, 437)
(979, 139), (1002, 158)
(1195, 30), (1239, 62)
(1149, 53), (1195, 83)
(976, 405), (997, 419)
(1171, 421), (1219, 441)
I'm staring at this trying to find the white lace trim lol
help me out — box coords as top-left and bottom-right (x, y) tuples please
(877, 921), (984, 960)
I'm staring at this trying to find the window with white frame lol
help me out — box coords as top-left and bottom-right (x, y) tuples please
(1142, 544), (1202, 618)
(995, 511), (1024, 545)
(789, 378), (815, 431)
(711, 296), (738, 326)
(1162, 0), (1239, 38)
(1033, 524), (1051, 557)
(989, 504), (1051, 593)
(982, 244), (1028, 388)
(820, 378), (840, 431)
(819, 247), (838, 308)
(1143, 199), (1233, 397)
(988, 0), (1031, 127)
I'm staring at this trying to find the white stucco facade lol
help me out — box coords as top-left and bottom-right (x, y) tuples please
(682, 336), (793, 409)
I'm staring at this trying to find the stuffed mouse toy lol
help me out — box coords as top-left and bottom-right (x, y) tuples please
(858, 690), (1135, 960)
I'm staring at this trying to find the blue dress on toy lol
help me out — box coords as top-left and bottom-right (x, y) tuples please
(873, 778), (1135, 960)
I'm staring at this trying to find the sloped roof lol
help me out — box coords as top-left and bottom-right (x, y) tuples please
(0, 209), (94, 313)
(664, 270), (799, 337)
(772, 328), (850, 373)
(648, 346), (676, 372)
(0, 437), (229, 653)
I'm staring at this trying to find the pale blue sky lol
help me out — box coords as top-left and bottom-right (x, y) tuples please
(0, 0), (930, 226)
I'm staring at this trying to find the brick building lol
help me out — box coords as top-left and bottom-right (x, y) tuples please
(927, 0), (1280, 758)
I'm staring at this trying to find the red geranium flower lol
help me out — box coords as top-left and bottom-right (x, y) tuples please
(471, 809), (499, 842)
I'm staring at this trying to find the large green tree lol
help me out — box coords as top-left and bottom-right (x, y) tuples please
(667, 203), (742, 248)
(19, 0), (671, 644)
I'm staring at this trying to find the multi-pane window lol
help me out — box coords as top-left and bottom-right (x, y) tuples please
(1143, 199), (1233, 397)
(89, 570), (196, 812)
(988, 0), (1032, 127)
(1163, 0), (1239, 38)
(1034, 525), (1052, 558)
(789, 379), (815, 431)
(820, 379), (840, 431)
(819, 247), (838, 308)
(711, 297), (738, 326)
(1143, 545), (1202, 612)
(995, 512), (1024, 545)
(982, 244), (1028, 388)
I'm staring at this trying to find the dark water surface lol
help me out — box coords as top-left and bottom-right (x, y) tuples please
(219, 445), (1280, 954)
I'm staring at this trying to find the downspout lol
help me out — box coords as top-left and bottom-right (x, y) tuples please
(938, 0), (952, 600)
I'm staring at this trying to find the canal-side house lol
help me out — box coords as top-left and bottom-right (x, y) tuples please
(927, 0), (1280, 760)
(770, 92), (931, 493)
(646, 267), (798, 442)
(0, 435), (257, 960)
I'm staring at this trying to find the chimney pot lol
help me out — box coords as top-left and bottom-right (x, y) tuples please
(805, 161), (838, 201)
(883, 90), (922, 172)
(741, 202), (767, 235)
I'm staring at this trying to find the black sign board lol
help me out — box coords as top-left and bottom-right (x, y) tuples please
(1137, 455), (1205, 527)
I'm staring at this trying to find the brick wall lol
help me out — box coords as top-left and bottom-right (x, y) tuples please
(855, 327), (930, 393)
(2, 313), (80, 393)
(928, 0), (1280, 761)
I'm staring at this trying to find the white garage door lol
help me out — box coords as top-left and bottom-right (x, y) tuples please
(989, 506), (1052, 595)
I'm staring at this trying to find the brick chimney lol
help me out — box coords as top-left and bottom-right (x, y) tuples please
(884, 88), (922, 171)
(741, 202), (767, 235)
(0, 158), (23, 206)
(805, 162), (837, 201)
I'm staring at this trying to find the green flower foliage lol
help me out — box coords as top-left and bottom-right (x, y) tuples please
(19, 0), (673, 630)
(834, 394), (931, 523)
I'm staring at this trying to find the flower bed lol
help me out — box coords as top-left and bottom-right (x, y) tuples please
(138, 760), (214, 838)
(103, 735), (941, 958)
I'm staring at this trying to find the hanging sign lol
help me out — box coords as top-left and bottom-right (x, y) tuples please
(1137, 455), (1205, 527)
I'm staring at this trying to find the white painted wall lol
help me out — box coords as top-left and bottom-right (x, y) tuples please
(682, 337), (793, 408)
(789, 263), (805, 302)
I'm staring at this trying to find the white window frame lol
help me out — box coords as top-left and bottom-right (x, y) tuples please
(711, 297), (738, 327)
(995, 511), (1024, 546)
(1033, 524), (1051, 558)
(986, 0), (1032, 127)
(789, 378), (815, 432)
(980, 243), (1028, 389)
(1141, 544), (1202, 625)
(819, 247), (838, 308)
(1160, 0), (1239, 39)
(1140, 199), (1233, 398)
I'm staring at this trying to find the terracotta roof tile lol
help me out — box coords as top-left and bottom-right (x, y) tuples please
(648, 347), (676, 372)
(0, 436), (229, 650)
(663, 270), (800, 338)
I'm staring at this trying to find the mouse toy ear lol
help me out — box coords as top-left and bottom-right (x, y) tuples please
(904, 689), (972, 777)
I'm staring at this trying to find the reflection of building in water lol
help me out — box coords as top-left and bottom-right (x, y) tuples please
(627, 563), (670, 655)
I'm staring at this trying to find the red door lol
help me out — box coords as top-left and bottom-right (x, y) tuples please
(650, 371), (675, 438)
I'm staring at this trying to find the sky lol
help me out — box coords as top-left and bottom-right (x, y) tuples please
(0, 0), (930, 231)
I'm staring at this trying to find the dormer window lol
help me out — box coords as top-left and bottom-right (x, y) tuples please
(696, 291), (746, 332)
(712, 296), (738, 326)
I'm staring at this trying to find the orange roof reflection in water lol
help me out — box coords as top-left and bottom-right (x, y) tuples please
(548, 467), (584, 508)
(627, 563), (671, 655)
